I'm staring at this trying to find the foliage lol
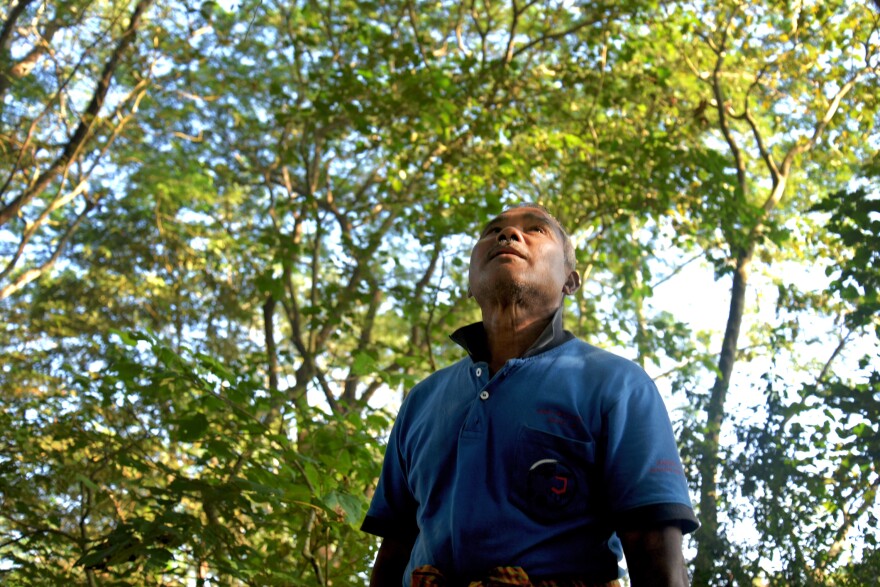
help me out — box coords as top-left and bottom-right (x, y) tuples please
(2, 329), (388, 585)
(0, 0), (157, 299)
(813, 178), (880, 333)
(2, 0), (879, 585)
(722, 168), (880, 585)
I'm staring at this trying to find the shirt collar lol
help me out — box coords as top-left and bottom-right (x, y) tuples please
(449, 306), (574, 363)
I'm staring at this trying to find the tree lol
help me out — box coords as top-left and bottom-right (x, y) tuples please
(2, 0), (879, 584)
(0, 0), (156, 299)
(653, 2), (880, 582)
(4, 0), (671, 583)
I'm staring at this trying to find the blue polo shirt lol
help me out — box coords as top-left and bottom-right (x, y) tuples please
(362, 310), (698, 584)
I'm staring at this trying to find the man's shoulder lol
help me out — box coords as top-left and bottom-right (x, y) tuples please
(559, 337), (649, 368)
(547, 337), (657, 388)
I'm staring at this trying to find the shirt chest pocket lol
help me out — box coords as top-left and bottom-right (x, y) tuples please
(510, 426), (597, 523)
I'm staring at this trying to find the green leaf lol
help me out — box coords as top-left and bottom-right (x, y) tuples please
(75, 474), (100, 492)
(321, 490), (363, 527)
(109, 329), (142, 346)
(351, 351), (377, 376)
(175, 414), (209, 442)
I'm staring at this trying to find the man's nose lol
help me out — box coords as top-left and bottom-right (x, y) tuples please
(497, 226), (522, 241)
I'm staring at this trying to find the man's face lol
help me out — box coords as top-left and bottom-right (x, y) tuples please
(468, 207), (579, 308)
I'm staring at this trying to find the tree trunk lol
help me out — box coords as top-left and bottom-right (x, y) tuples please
(693, 248), (753, 583)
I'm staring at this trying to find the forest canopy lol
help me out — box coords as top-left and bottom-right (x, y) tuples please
(1, 0), (878, 585)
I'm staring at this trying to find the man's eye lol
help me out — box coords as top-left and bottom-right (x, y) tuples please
(531, 226), (547, 233)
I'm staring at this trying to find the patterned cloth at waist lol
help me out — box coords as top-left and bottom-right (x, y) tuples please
(411, 565), (621, 587)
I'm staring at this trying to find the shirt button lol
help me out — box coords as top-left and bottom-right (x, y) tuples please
(475, 368), (482, 377)
(479, 390), (489, 400)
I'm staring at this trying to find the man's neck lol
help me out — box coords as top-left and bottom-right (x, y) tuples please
(480, 301), (559, 374)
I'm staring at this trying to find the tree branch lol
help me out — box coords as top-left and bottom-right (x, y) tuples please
(711, 50), (747, 198)
(263, 295), (280, 395)
(0, 195), (97, 299)
(0, 178), (89, 282)
(815, 328), (855, 386)
(405, 0), (432, 68)
(650, 251), (707, 289)
(781, 68), (873, 176)
(469, 0), (490, 67)
(730, 69), (781, 184)
(0, 0), (36, 52)
(0, 0), (154, 227)
(503, 0), (521, 65)
(0, 73), (148, 290)
(342, 277), (381, 405)
(511, 5), (616, 61)
(818, 475), (880, 576)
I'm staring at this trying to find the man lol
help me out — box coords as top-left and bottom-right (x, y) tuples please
(362, 203), (698, 586)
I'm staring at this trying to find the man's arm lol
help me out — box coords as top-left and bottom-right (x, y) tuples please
(619, 523), (689, 587)
(369, 535), (416, 587)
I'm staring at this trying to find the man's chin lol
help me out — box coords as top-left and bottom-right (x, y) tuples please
(471, 280), (537, 307)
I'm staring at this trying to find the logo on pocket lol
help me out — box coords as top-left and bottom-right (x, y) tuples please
(527, 458), (577, 511)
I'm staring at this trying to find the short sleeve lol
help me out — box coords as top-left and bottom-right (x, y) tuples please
(361, 408), (420, 540)
(602, 375), (698, 534)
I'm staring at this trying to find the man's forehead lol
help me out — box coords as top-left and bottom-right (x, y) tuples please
(482, 207), (554, 230)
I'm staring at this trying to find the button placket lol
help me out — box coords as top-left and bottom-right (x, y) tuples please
(463, 364), (492, 434)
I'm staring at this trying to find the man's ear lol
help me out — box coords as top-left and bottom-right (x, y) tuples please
(562, 270), (581, 295)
